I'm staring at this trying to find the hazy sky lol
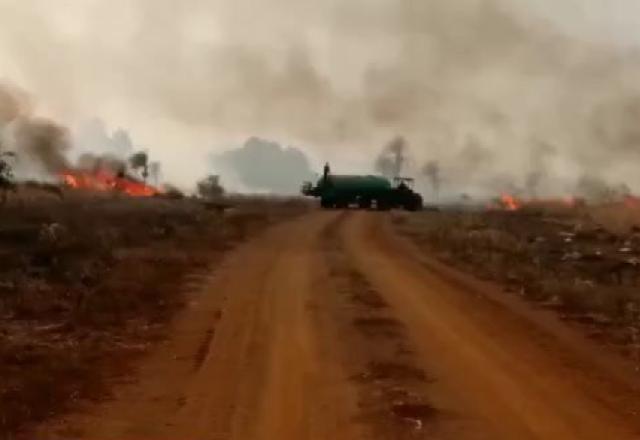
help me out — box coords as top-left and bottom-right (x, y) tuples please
(1, 0), (640, 190)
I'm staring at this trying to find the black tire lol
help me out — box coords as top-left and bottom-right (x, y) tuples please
(320, 198), (333, 209)
(376, 197), (391, 211)
(358, 198), (372, 210)
(404, 195), (423, 212)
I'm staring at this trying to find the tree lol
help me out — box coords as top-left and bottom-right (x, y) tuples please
(213, 137), (315, 194)
(375, 136), (408, 178)
(128, 151), (149, 181)
(422, 160), (441, 198)
(197, 175), (224, 199)
(0, 151), (16, 205)
(148, 161), (161, 185)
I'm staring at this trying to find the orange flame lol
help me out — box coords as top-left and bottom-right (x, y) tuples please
(500, 194), (521, 211)
(115, 178), (158, 197)
(60, 170), (159, 197)
(493, 195), (580, 212)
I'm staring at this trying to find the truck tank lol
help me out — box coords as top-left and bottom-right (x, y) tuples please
(327, 175), (392, 193)
(301, 163), (422, 211)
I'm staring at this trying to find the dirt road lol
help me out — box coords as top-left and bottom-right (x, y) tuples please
(37, 211), (640, 440)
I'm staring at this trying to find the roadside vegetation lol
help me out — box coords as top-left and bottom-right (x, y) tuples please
(395, 205), (640, 362)
(0, 191), (309, 438)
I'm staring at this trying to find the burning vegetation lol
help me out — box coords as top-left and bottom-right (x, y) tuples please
(0, 81), (318, 439)
(0, 82), (163, 201)
(490, 194), (580, 212)
(368, 132), (640, 214)
(60, 169), (159, 197)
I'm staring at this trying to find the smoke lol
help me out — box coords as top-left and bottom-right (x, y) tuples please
(0, 82), (70, 175)
(76, 152), (125, 175)
(375, 136), (409, 179)
(1, 1), (640, 193)
(12, 117), (70, 173)
(524, 141), (556, 198)
(0, 82), (161, 186)
(74, 119), (134, 158)
(0, 82), (30, 126)
(213, 137), (315, 194)
(575, 175), (632, 203)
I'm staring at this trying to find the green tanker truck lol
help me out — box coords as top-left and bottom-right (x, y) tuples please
(301, 163), (423, 211)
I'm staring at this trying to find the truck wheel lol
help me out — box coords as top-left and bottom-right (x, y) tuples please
(404, 195), (423, 211)
(376, 198), (391, 211)
(320, 198), (333, 209)
(358, 198), (372, 209)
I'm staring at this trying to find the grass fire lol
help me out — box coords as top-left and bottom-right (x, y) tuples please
(5, 1), (640, 439)
(60, 169), (159, 197)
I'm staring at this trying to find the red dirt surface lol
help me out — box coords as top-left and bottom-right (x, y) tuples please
(27, 211), (640, 440)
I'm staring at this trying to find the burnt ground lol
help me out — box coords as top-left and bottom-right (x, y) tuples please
(393, 205), (640, 364)
(0, 191), (309, 439)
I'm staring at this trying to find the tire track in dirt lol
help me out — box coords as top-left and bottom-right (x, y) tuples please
(343, 211), (640, 440)
(320, 213), (439, 439)
(31, 209), (640, 440)
(163, 210), (365, 440)
(34, 211), (367, 440)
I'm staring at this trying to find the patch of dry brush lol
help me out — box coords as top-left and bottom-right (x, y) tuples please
(395, 208), (640, 361)
(0, 193), (310, 438)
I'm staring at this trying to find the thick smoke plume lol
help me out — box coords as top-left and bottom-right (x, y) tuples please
(0, 82), (70, 175)
(13, 118), (70, 174)
(1, 1), (640, 193)
(76, 152), (125, 176)
(0, 83), (29, 126)
(0, 82), (160, 186)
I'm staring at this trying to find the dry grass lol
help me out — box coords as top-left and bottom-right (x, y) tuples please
(588, 203), (640, 233)
(395, 206), (640, 358)
(0, 192), (311, 438)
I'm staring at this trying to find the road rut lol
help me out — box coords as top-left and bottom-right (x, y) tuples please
(35, 211), (640, 440)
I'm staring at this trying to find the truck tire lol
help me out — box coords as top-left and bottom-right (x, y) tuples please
(358, 198), (372, 209)
(376, 197), (391, 211)
(320, 198), (333, 209)
(404, 195), (423, 212)
(335, 200), (349, 209)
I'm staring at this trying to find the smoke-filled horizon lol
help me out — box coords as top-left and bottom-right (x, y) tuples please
(2, 0), (640, 195)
